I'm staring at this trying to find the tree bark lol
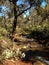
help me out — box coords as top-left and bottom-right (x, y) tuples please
(11, 0), (18, 35)
(12, 5), (17, 34)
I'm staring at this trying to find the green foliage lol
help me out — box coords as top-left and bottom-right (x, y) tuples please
(0, 27), (8, 35)
(2, 49), (13, 59)
(30, 22), (49, 37)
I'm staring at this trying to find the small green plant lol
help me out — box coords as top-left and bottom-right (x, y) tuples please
(2, 49), (13, 59)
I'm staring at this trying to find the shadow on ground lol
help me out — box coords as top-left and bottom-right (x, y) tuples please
(26, 30), (49, 46)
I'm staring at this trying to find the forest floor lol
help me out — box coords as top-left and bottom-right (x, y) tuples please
(0, 33), (49, 65)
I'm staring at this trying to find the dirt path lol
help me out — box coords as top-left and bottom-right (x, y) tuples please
(0, 35), (49, 65)
(0, 59), (47, 65)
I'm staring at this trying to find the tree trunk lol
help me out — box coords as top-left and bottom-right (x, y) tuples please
(12, 6), (17, 34)
(9, 0), (18, 36)
(12, 0), (18, 35)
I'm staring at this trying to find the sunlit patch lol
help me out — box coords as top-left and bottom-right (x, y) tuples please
(21, 53), (26, 58)
(23, 10), (30, 18)
(23, 14), (26, 18)
(41, 1), (47, 8)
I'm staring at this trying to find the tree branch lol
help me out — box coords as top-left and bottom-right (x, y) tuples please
(17, 6), (32, 17)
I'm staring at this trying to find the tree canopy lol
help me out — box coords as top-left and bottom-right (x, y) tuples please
(0, 0), (49, 35)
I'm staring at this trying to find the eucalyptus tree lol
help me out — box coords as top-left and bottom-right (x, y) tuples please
(8, 0), (42, 35)
(0, 0), (48, 35)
